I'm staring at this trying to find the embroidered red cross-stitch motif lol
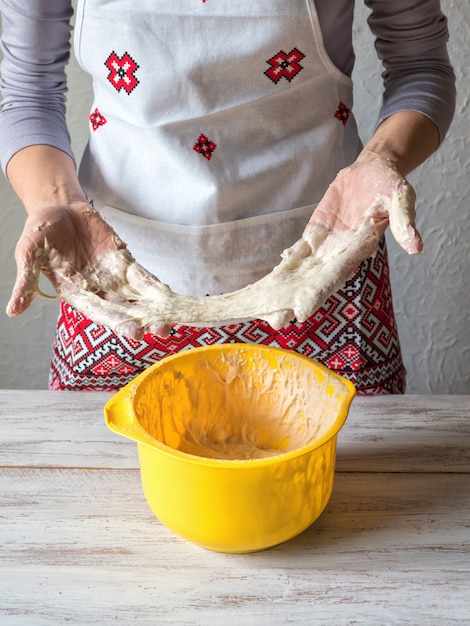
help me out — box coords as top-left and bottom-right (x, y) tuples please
(193, 133), (217, 160)
(334, 102), (351, 126)
(265, 48), (305, 84)
(89, 107), (107, 131)
(105, 51), (140, 94)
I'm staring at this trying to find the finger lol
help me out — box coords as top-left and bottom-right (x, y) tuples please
(145, 323), (172, 338)
(125, 260), (172, 297)
(6, 278), (36, 316)
(276, 221), (329, 274)
(301, 221), (330, 253)
(65, 290), (146, 340)
(114, 320), (145, 341)
(388, 183), (423, 255)
(6, 245), (44, 316)
(262, 309), (296, 331)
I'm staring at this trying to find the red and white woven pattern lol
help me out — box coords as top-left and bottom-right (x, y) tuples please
(49, 238), (405, 394)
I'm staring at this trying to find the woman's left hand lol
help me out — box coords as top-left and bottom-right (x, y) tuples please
(306, 149), (423, 259)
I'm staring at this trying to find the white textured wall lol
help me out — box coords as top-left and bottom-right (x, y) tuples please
(0, 1), (468, 391)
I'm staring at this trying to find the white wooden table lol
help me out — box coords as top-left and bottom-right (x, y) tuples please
(1, 391), (469, 625)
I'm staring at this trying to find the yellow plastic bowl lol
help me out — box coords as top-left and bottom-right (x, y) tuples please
(104, 344), (355, 553)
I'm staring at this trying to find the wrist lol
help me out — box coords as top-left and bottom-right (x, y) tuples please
(6, 145), (87, 214)
(358, 111), (439, 176)
(356, 146), (401, 168)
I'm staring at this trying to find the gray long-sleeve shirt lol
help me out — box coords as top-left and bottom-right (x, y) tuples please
(0, 0), (456, 174)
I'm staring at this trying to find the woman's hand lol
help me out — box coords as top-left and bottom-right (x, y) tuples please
(277, 109), (442, 326)
(5, 146), (172, 339)
(296, 109), (440, 315)
(305, 148), (423, 265)
(7, 201), (171, 339)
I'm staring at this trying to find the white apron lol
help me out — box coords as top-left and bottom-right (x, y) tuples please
(74, 0), (362, 295)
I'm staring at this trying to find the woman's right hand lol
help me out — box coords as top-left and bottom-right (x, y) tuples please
(7, 201), (172, 339)
(5, 146), (172, 339)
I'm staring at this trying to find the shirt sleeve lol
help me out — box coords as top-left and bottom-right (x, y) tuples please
(364, 0), (456, 142)
(0, 0), (74, 174)
(0, 0), (457, 177)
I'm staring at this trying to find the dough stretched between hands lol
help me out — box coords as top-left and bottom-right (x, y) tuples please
(52, 212), (380, 332)
(30, 190), (419, 334)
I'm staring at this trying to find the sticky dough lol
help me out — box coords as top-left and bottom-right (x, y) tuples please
(57, 216), (380, 331)
(38, 193), (416, 331)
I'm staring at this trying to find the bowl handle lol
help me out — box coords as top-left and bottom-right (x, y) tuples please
(103, 388), (154, 446)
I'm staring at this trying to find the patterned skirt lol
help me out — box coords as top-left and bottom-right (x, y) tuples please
(49, 238), (405, 394)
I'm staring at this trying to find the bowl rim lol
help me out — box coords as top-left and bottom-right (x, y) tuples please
(104, 344), (357, 467)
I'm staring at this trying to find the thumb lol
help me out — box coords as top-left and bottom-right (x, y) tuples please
(6, 244), (42, 316)
(388, 181), (423, 255)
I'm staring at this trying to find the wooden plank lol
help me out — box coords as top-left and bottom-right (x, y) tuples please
(1, 467), (469, 624)
(0, 390), (137, 469)
(337, 395), (470, 473)
(1, 392), (469, 473)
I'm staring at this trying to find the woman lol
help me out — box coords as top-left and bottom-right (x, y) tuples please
(0, 0), (455, 392)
